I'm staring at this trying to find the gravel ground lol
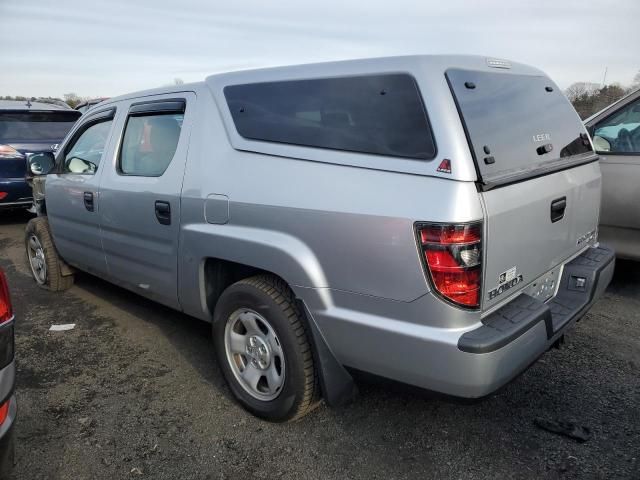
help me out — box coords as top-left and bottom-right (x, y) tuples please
(1, 210), (639, 479)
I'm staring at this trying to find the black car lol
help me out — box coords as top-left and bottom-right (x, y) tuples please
(0, 268), (15, 477)
(0, 100), (81, 209)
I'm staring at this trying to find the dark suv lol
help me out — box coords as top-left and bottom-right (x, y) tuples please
(0, 100), (80, 209)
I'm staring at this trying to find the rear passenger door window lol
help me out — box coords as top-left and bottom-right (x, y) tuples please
(119, 101), (185, 176)
(223, 74), (436, 160)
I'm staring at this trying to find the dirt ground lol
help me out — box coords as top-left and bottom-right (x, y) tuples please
(1, 210), (639, 479)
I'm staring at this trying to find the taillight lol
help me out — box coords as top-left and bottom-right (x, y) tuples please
(0, 144), (24, 160)
(0, 269), (12, 324)
(0, 399), (8, 426)
(416, 223), (482, 309)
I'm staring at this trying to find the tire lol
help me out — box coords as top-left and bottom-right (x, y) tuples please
(25, 217), (74, 291)
(213, 274), (320, 422)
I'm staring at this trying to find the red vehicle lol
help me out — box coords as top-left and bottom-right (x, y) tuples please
(0, 268), (15, 476)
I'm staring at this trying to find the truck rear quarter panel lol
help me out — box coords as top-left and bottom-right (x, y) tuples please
(177, 88), (484, 322)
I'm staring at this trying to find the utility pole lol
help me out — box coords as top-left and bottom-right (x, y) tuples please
(602, 67), (608, 87)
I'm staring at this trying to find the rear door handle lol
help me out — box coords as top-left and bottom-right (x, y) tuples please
(155, 201), (171, 225)
(83, 192), (94, 212)
(550, 196), (567, 223)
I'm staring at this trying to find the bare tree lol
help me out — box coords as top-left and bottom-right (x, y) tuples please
(63, 92), (82, 108)
(564, 82), (599, 102)
(174, 78), (185, 85)
(567, 83), (628, 119)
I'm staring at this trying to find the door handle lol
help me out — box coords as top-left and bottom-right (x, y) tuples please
(155, 201), (171, 225)
(83, 192), (94, 212)
(550, 196), (567, 223)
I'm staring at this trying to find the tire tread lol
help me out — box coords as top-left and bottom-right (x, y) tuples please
(233, 274), (320, 421)
(25, 217), (74, 291)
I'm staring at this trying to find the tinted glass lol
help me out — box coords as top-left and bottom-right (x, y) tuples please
(119, 113), (183, 176)
(63, 119), (113, 174)
(447, 69), (592, 184)
(224, 74), (435, 160)
(0, 111), (80, 143)
(593, 97), (640, 153)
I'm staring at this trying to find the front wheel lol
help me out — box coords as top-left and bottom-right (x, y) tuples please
(25, 217), (73, 291)
(213, 275), (320, 422)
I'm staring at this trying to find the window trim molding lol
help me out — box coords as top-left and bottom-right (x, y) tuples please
(129, 99), (186, 116)
(117, 101), (186, 177)
(58, 109), (116, 175)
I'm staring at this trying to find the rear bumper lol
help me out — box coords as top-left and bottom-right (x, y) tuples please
(452, 244), (615, 396)
(459, 245), (615, 354)
(0, 178), (32, 208)
(310, 244), (615, 399)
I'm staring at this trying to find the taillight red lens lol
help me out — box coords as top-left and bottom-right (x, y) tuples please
(0, 144), (24, 160)
(0, 269), (12, 323)
(420, 224), (482, 244)
(0, 398), (9, 426)
(417, 223), (482, 308)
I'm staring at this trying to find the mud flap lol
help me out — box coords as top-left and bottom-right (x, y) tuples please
(297, 301), (358, 407)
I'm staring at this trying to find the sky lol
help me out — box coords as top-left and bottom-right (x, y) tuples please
(1, 0), (638, 99)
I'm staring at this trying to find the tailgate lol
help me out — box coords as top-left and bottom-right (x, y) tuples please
(481, 162), (600, 310)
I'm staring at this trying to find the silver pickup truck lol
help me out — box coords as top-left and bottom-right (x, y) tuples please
(25, 55), (614, 422)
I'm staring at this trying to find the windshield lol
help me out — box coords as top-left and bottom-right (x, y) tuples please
(447, 69), (592, 186)
(0, 111), (80, 143)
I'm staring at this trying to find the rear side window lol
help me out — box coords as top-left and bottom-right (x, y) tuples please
(0, 111), (80, 143)
(224, 74), (436, 160)
(447, 69), (592, 187)
(119, 113), (184, 176)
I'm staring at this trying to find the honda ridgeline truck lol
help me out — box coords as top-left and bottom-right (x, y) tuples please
(24, 55), (614, 421)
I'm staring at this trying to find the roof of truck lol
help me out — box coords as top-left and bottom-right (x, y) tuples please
(206, 54), (544, 84)
(101, 54), (546, 105)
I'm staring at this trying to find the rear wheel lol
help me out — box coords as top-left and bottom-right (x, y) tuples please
(213, 275), (320, 422)
(25, 217), (74, 291)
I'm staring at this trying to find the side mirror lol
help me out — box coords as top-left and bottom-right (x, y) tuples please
(27, 152), (55, 175)
(592, 135), (611, 152)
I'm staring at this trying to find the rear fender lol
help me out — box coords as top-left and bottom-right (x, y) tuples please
(179, 223), (330, 320)
(178, 223), (356, 406)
